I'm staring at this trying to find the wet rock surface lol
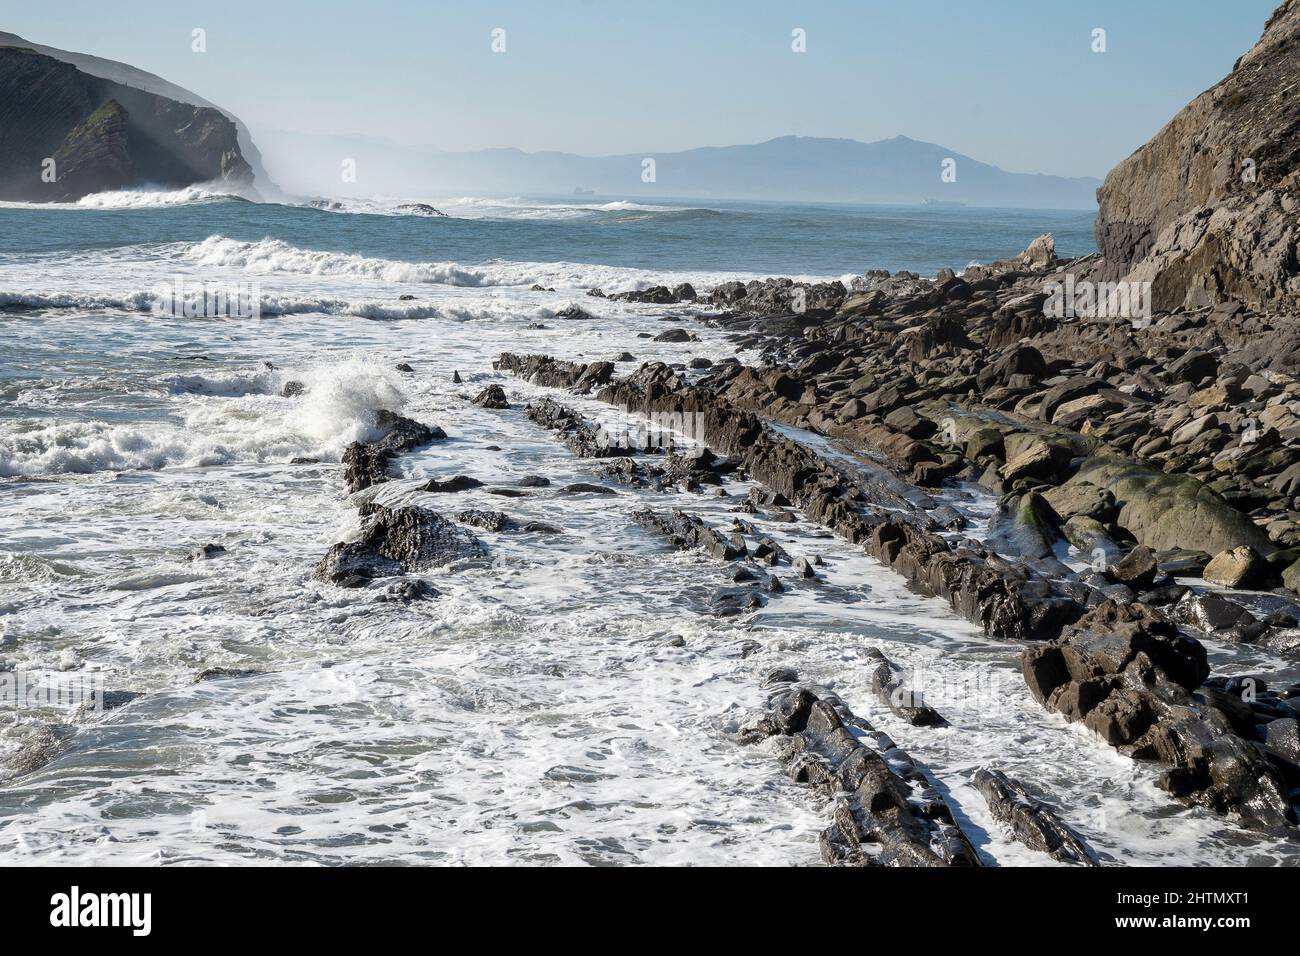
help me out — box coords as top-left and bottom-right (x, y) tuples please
(341, 409), (445, 493)
(972, 767), (1100, 866)
(315, 503), (484, 587)
(747, 685), (980, 867)
(1022, 600), (1296, 832)
(495, 352), (613, 393)
(471, 384), (511, 409)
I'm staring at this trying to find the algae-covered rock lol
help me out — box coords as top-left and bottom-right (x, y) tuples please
(987, 492), (1061, 559)
(1067, 457), (1275, 556)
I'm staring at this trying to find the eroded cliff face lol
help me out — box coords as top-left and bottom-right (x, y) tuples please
(0, 47), (253, 201)
(1095, 0), (1300, 312)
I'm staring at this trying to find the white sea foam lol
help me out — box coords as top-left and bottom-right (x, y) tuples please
(0, 286), (556, 323)
(0, 290), (159, 311)
(0, 358), (407, 477)
(169, 234), (801, 294)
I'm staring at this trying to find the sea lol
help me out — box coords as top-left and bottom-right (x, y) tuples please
(0, 188), (1293, 866)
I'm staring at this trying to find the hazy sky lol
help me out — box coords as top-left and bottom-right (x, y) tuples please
(6, 0), (1280, 178)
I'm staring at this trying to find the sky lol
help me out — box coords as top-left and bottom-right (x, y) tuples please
(4, 0), (1282, 178)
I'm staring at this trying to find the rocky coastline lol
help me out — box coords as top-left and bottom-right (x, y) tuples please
(28, 0), (1290, 867)
(294, 6), (1300, 856)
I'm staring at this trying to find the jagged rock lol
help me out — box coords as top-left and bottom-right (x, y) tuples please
(1023, 600), (1295, 833)
(495, 352), (613, 393)
(863, 648), (947, 727)
(1017, 234), (1057, 270)
(340, 410), (445, 493)
(472, 384), (510, 409)
(1265, 718), (1300, 763)
(421, 475), (483, 493)
(374, 579), (440, 603)
(1001, 437), (1071, 483)
(753, 688), (979, 867)
(1111, 545), (1158, 590)
(455, 509), (510, 532)
(525, 397), (617, 458)
(393, 202), (446, 217)
(314, 503), (484, 587)
(1173, 590), (1254, 632)
(971, 767), (1099, 866)
(792, 556), (817, 579)
(559, 482), (617, 496)
(634, 509), (745, 560)
(709, 586), (766, 617)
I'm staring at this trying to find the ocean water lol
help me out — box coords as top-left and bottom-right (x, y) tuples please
(0, 189), (1295, 867)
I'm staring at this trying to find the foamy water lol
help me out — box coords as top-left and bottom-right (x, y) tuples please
(1, 194), (1292, 866)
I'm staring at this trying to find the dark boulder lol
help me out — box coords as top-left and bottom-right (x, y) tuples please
(314, 504), (484, 587)
(472, 384), (511, 409)
(971, 767), (1099, 866)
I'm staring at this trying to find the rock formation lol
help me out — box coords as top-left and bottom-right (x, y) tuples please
(1095, 1), (1300, 311)
(0, 30), (273, 194)
(0, 46), (253, 201)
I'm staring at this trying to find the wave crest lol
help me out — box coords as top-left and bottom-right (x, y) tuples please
(76, 185), (255, 210)
(180, 236), (506, 286)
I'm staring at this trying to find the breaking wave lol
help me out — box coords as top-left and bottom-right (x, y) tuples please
(75, 185), (256, 210)
(0, 358), (407, 477)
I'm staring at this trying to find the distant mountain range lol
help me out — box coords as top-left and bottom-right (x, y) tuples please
(260, 131), (1101, 209)
(0, 30), (1098, 209)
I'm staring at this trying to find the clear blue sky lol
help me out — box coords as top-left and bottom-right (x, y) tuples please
(5, 0), (1280, 178)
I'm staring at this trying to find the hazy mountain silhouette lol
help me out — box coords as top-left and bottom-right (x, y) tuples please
(261, 131), (1099, 208)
